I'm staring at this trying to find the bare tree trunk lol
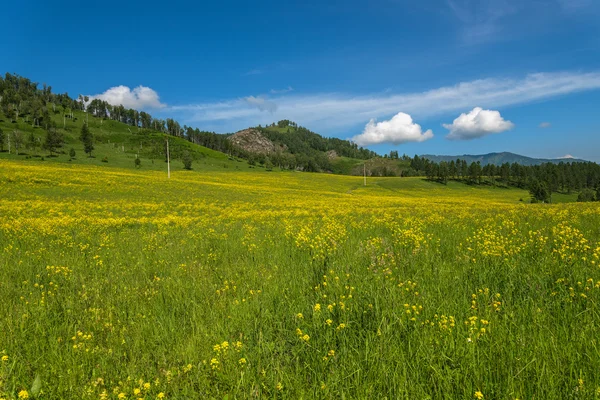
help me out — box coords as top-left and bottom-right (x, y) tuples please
(167, 137), (171, 179)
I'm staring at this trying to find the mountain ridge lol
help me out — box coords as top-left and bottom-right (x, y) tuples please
(421, 151), (589, 166)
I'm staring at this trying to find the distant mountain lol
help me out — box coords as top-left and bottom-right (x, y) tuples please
(421, 152), (589, 166)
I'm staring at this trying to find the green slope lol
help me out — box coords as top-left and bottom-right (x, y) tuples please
(0, 108), (250, 172)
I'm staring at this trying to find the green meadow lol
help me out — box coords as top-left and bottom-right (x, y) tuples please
(1, 158), (600, 399)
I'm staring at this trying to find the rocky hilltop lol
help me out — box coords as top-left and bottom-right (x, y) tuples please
(227, 129), (285, 154)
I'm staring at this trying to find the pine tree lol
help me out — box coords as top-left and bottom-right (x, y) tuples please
(80, 122), (94, 157)
(44, 126), (64, 156)
(182, 151), (193, 170)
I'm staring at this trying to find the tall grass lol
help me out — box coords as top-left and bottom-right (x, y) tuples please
(1, 160), (599, 399)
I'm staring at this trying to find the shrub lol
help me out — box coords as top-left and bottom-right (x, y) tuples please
(577, 188), (596, 202)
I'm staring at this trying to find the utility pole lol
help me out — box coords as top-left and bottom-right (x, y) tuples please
(166, 137), (171, 179)
(363, 163), (366, 186)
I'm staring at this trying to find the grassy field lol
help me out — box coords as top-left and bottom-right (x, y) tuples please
(1, 159), (600, 399)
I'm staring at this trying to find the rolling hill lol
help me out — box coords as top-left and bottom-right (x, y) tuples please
(0, 108), (250, 173)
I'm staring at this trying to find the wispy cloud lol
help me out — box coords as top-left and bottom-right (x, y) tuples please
(166, 70), (600, 135)
(243, 69), (263, 76)
(270, 86), (294, 94)
(557, 0), (594, 12)
(243, 96), (277, 113)
(539, 122), (552, 128)
(446, 0), (518, 44)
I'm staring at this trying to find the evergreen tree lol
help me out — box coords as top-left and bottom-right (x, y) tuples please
(438, 161), (449, 184)
(0, 127), (4, 152)
(529, 180), (551, 203)
(80, 122), (94, 157)
(182, 151), (193, 170)
(461, 160), (468, 180)
(27, 132), (38, 155)
(44, 125), (64, 156)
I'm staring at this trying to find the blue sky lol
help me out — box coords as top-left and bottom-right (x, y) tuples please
(5, 0), (600, 160)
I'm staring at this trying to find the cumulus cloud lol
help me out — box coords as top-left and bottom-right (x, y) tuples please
(443, 107), (514, 140)
(558, 154), (575, 159)
(539, 122), (552, 128)
(243, 96), (278, 113)
(166, 70), (600, 135)
(352, 112), (433, 146)
(89, 85), (165, 109)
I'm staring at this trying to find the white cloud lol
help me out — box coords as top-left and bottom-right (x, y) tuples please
(89, 85), (165, 109)
(558, 154), (575, 159)
(166, 70), (600, 135)
(243, 96), (277, 113)
(444, 107), (514, 140)
(352, 112), (433, 146)
(539, 122), (552, 128)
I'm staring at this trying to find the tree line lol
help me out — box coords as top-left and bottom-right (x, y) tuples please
(408, 155), (600, 202)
